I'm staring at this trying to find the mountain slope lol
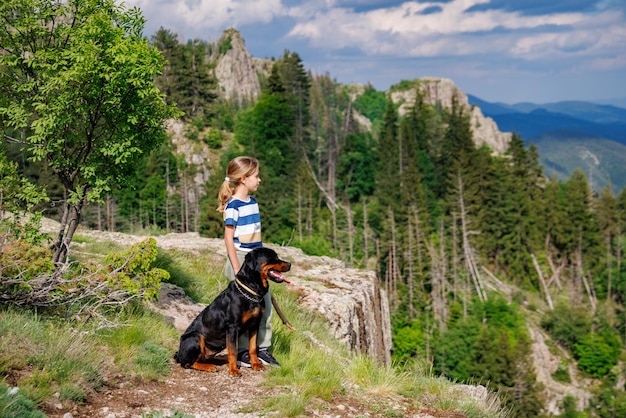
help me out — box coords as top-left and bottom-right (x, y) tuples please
(467, 94), (626, 191)
(533, 132), (626, 192)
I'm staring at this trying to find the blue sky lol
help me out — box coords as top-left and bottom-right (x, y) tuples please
(124, 0), (626, 105)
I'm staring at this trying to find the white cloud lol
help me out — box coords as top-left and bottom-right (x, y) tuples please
(286, 0), (620, 63)
(125, 0), (284, 38)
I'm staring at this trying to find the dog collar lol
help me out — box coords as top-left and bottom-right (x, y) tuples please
(235, 279), (262, 302)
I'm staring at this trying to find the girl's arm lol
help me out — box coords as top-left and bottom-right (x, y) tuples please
(224, 225), (240, 273)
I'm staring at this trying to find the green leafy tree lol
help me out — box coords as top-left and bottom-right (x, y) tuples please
(0, 150), (49, 244)
(0, 0), (179, 264)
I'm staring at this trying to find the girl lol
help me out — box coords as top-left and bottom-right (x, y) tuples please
(216, 156), (279, 367)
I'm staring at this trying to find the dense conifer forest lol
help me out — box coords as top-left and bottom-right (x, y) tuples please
(3, 16), (626, 417)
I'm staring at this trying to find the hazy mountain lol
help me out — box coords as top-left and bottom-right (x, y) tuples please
(467, 94), (626, 192)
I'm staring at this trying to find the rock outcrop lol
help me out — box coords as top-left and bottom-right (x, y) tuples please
(210, 30), (510, 154)
(212, 28), (264, 104)
(391, 78), (511, 154)
(279, 248), (393, 365)
(65, 224), (393, 365)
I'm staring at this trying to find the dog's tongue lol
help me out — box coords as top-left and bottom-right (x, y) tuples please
(269, 270), (291, 284)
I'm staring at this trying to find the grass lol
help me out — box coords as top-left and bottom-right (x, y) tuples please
(1, 244), (508, 418)
(0, 382), (46, 418)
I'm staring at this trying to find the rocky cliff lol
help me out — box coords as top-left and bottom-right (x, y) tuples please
(209, 29), (511, 154)
(391, 78), (512, 154)
(212, 28), (265, 104)
(56, 222), (394, 365)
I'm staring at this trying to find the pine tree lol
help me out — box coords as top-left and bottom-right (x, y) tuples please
(234, 64), (295, 243)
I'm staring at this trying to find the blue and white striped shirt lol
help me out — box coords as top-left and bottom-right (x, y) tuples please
(223, 196), (262, 251)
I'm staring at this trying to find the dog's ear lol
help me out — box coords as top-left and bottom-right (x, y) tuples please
(237, 250), (257, 279)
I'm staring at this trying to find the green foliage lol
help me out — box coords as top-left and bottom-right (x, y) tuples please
(540, 303), (592, 350)
(0, 383), (46, 418)
(392, 320), (426, 363)
(552, 360), (571, 383)
(151, 28), (217, 120)
(218, 35), (233, 55)
(205, 128), (224, 149)
(560, 395), (585, 418)
(105, 238), (170, 301)
(0, 152), (49, 245)
(574, 334), (620, 378)
(0, 0), (179, 262)
(0, 152), (49, 214)
(295, 235), (335, 257)
(352, 85), (387, 122)
(0, 239), (54, 283)
(433, 316), (481, 382)
(590, 380), (626, 417)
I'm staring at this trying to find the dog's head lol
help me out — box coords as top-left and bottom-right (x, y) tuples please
(237, 247), (291, 289)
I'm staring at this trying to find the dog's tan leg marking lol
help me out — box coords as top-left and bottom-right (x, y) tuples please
(226, 336), (241, 377)
(248, 330), (263, 371)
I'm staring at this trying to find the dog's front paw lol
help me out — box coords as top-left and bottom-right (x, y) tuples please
(251, 362), (264, 371)
(228, 367), (242, 377)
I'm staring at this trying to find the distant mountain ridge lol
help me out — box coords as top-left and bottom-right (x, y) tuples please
(468, 94), (626, 192)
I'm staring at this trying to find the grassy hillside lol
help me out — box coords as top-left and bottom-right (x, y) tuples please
(0, 229), (507, 418)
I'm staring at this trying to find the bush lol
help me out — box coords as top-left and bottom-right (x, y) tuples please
(540, 303), (592, 350)
(105, 237), (170, 301)
(295, 235), (335, 257)
(574, 334), (620, 378)
(205, 128), (223, 149)
(393, 320), (426, 362)
(0, 239), (54, 282)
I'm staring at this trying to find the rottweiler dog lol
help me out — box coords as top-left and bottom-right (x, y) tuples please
(174, 247), (291, 376)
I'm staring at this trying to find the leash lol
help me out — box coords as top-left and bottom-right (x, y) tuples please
(234, 279), (263, 303)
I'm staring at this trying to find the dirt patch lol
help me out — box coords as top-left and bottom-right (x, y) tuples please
(44, 360), (276, 418)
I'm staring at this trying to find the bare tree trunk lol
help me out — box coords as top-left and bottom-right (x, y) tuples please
(456, 172), (486, 302)
(297, 183), (303, 242)
(545, 235), (563, 290)
(606, 234), (613, 303)
(97, 202), (102, 231)
(615, 223), (622, 304)
(577, 242), (597, 314)
(346, 201), (354, 267)
(425, 219), (447, 330)
(531, 253), (554, 310)
(52, 186), (88, 266)
(363, 198), (369, 263)
(412, 206), (425, 293)
(184, 174), (189, 233)
(438, 220), (448, 327)
(407, 218), (415, 319)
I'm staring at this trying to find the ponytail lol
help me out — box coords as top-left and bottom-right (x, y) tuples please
(217, 178), (234, 212)
(216, 156), (259, 212)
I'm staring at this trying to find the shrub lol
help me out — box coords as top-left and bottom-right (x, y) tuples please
(105, 237), (170, 301)
(574, 334), (620, 378)
(0, 239), (54, 283)
(540, 303), (592, 350)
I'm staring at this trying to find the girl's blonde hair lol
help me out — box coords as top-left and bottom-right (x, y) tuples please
(216, 156), (260, 212)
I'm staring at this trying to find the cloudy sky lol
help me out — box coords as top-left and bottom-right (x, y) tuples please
(124, 0), (626, 105)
